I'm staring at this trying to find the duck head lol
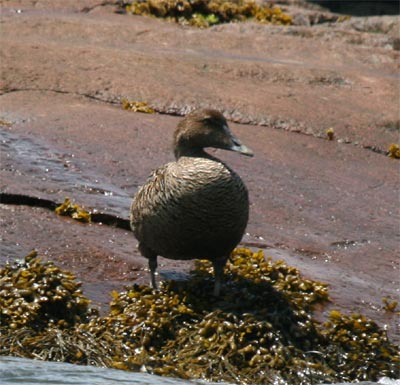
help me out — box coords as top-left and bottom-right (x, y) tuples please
(173, 109), (254, 159)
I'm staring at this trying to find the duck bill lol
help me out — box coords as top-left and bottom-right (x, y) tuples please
(229, 142), (254, 157)
(219, 124), (254, 157)
(227, 132), (254, 157)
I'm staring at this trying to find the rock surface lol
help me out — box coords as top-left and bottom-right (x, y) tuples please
(1, 1), (399, 340)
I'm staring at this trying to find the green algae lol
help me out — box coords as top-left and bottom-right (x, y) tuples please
(123, 0), (292, 28)
(1, 248), (399, 384)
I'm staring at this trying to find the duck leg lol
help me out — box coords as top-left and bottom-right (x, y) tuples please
(138, 243), (158, 289)
(148, 256), (158, 289)
(212, 257), (227, 296)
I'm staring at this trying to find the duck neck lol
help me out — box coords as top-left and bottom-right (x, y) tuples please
(174, 146), (207, 159)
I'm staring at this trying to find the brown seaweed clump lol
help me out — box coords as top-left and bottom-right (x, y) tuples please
(55, 198), (91, 223)
(1, 248), (399, 384)
(121, 99), (156, 113)
(326, 127), (335, 141)
(321, 310), (400, 380)
(0, 251), (92, 330)
(388, 143), (400, 159)
(123, 0), (292, 28)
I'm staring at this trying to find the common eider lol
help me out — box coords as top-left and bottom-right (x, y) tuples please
(130, 109), (253, 295)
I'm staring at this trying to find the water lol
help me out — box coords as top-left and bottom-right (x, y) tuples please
(1, 357), (398, 385)
(0, 357), (232, 385)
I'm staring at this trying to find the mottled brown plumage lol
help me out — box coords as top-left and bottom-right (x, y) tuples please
(130, 109), (253, 295)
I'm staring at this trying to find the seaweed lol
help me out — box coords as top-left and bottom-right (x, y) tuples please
(0, 251), (92, 330)
(388, 143), (400, 159)
(55, 198), (91, 223)
(382, 297), (398, 312)
(121, 99), (156, 113)
(0, 119), (12, 127)
(1, 248), (399, 384)
(326, 127), (335, 141)
(123, 0), (292, 28)
(321, 310), (400, 380)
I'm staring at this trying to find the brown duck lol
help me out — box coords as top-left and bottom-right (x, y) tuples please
(130, 109), (253, 295)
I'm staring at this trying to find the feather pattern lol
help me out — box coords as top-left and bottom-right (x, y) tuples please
(131, 157), (249, 259)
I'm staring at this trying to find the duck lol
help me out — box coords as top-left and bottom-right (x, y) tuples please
(130, 109), (253, 296)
